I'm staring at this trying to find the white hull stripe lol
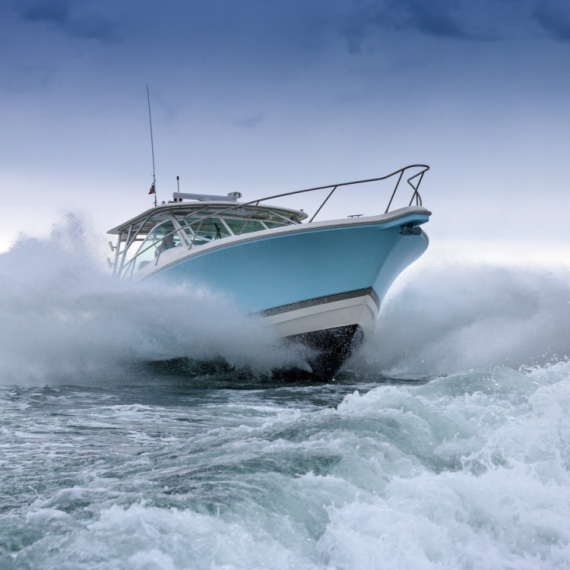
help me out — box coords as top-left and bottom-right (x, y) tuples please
(260, 289), (380, 338)
(258, 287), (380, 318)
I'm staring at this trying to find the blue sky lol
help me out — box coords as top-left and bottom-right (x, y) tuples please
(1, 0), (570, 260)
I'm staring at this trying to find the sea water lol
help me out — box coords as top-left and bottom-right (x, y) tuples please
(1, 218), (570, 569)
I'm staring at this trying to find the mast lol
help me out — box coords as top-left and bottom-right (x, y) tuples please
(146, 84), (157, 207)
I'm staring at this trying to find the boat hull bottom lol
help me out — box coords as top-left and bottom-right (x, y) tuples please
(285, 324), (364, 381)
(139, 324), (364, 384)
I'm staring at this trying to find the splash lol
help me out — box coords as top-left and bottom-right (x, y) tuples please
(351, 262), (570, 376)
(2, 361), (570, 569)
(0, 215), (307, 385)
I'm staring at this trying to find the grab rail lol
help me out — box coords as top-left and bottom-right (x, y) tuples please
(123, 164), (429, 277)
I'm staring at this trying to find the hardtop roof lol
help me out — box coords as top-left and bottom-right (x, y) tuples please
(108, 201), (307, 235)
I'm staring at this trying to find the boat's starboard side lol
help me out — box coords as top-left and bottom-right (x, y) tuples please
(106, 165), (432, 380)
(134, 206), (430, 283)
(143, 207), (430, 319)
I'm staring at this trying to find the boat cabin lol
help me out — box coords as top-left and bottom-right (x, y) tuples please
(108, 192), (307, 279)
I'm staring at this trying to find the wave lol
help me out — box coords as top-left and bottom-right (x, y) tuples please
(4, 360), (570, 569)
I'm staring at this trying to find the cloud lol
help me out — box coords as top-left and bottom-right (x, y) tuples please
(335, 0), (471, 55)
(403, 1), (466, 38)
(21, 0), (69, 24)
(19, 0), (121, 44)
(533, 0), (570, 41)
(331, 0), (545, 54)
(375, 0), (467, 38)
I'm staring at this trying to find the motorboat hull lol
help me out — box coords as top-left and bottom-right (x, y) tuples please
(143, 208), (430, 379)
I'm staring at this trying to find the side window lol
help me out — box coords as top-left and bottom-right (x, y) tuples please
(264, 221), (288, 229)
(132, 221), (181, 275)
(225, 219), (266, 235)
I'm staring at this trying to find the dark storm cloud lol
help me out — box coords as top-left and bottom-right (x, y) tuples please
(22, 0), (69, 23)
(7, 0), (557, 60)
(342, 0), (467, 42)
(18, 0), (121, 43)
(402, 1), (466, 37)
(533, 0), (570, 41)
(330, 0), (541, 54)
(336, 0), (467, 55)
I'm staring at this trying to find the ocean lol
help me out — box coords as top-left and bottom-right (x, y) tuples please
(1, 219), (570, 569)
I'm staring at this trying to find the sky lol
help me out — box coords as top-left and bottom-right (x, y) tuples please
(1, 0), (570, 264)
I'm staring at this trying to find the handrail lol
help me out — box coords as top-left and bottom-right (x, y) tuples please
(120, 164), (429, 278)
(309, 186), (337, 223)
(238, 200), (260, 235)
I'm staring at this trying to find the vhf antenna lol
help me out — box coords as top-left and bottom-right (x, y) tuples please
(146, 84), (157, 207)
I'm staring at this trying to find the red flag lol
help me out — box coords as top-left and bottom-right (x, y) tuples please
(148, 183), (155, 195)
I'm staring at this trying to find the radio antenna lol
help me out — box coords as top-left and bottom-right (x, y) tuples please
(146, 84), (157, 207)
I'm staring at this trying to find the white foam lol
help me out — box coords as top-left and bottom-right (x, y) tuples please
(4, 363), (570, 569)
(351, 263), (570, 376)
(317, 365), (570, 569)
(0, 215), (307, 385)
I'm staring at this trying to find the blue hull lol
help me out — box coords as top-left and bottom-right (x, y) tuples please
(149, 211), (429, 315)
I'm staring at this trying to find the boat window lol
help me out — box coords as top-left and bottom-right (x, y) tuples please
(264, 221), (288, 229)
(225, 219), (266, 235)
(132, 221), (182, 275)
(183, 217), (232, 244)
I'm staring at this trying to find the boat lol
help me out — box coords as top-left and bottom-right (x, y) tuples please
(107, 164), (431, 380)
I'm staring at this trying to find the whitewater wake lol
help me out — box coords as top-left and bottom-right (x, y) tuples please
(2, 362), (570, 569)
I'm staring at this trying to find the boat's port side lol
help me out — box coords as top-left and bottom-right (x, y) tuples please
(135, 207), (430, 282)
(106, 164), (431, 381)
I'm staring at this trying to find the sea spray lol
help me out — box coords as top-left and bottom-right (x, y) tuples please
(0, 215), (307, 386)
(2, 215), (570, 385)
(352, 263), (570, 376)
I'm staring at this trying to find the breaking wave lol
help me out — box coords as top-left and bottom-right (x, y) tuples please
(2, 361), (570, 569)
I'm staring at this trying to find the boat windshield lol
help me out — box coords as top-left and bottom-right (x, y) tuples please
(182, 217), (232, 245)
(264, 221), (288, 229)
